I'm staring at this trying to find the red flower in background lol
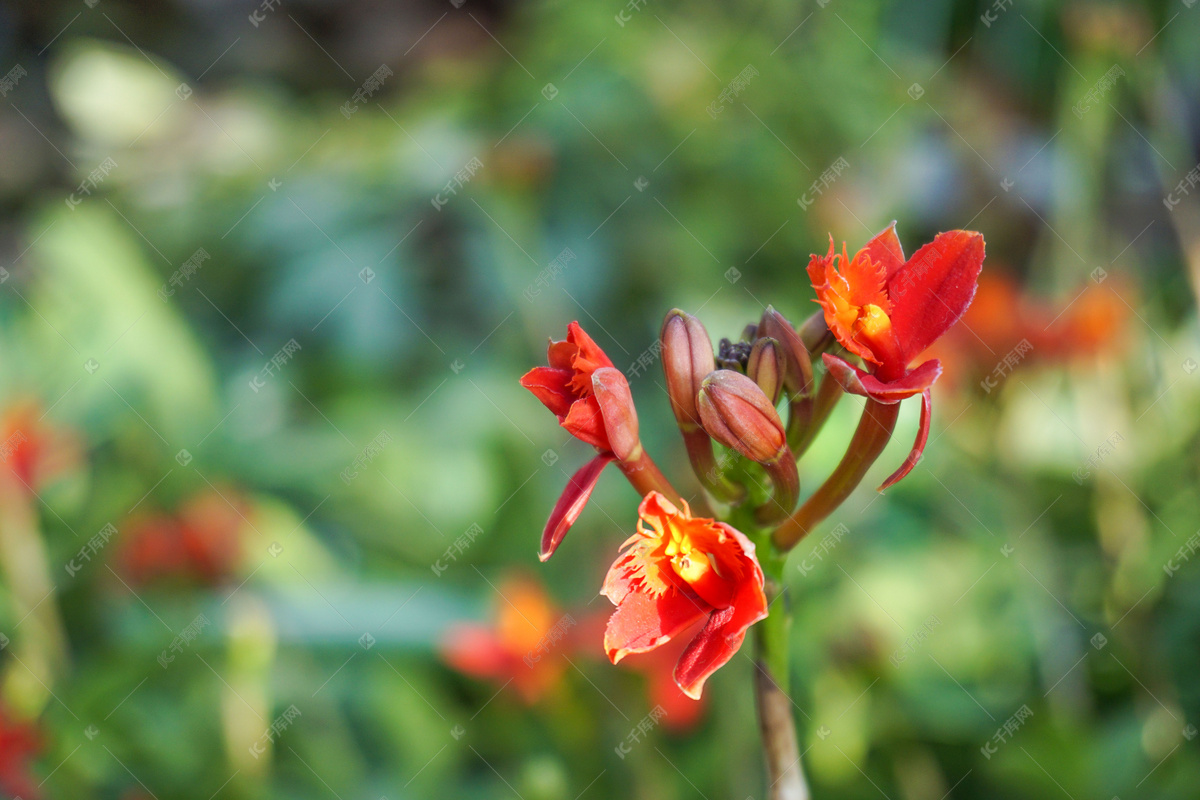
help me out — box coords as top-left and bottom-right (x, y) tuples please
(0, 402), (79, 496)
(603, 493), (767, 699)
(928, 271), (1130, 390)
(0, 706), (41, 799)
(119, 488), (249, 585)
(808, 224), (985, 487)
(521, 322), (639, 561)
(440, 574), (574, 703)
(618, 636), (708, 731)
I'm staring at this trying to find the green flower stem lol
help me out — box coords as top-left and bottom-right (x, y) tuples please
(773, 398), (899, 551)
(746, 531), (808, 800)
(680, 424), (746, 503)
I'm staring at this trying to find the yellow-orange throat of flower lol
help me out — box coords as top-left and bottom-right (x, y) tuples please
(634, 500), (738, 610)
(814, 244), (897, 367)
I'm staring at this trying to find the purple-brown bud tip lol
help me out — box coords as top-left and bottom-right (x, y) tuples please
(661, 310), (715, 426)
(697, 370), (787, 464)
(747, 338), (785, 405)
(759, 306), (814, 396)
(592, 367), (640, 462)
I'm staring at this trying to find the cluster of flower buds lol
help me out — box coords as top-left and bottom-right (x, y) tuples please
(521, 222), (985, 697)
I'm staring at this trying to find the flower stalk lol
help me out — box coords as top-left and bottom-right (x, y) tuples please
(521, 221), (984, 799)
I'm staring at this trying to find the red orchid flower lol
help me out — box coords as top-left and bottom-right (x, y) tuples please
(520, 322), (638, 560)
(807, 223), (984, 488)
(440, 574), (572, 703)
(603, 492), (768, 700)
(0, 706), (41, 800)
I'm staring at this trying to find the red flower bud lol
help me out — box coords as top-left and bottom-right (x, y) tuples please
(697, 370), (787, 464)
(660, 310), (715, 426)
(758, 307), (813, 396)
(746, 338), (784, 405)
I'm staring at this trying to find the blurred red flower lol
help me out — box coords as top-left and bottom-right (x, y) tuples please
(928, 271), (1131, 390)
(0, 706), (41, 799)
(118, 488), (249, 586)
(0, 401), (80, 497)
(440, 574), (574, 703)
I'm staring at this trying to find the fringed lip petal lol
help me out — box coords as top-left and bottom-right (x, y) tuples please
(822, 354), (942, 402)
(539, 453), (615, 561)
(886, 230), (985, 363)
(878, 388), (932, 490)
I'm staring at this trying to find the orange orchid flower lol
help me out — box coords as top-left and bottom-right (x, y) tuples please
(603, 492), (768, 699)
(808, 223), (985, 487)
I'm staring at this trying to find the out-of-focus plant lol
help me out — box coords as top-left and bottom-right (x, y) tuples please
(521, 224), (985, 797)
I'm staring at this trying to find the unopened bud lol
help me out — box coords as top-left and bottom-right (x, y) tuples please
(592, 367), (640, 461)
(747, 338), (784, 404)
(661, 310), (715, 426)
(759, 307), (813, 395)
(697, 370), (787, 463)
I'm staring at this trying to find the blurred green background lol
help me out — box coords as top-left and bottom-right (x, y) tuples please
(0, 0), (1198, 797)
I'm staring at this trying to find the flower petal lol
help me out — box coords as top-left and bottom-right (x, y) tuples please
(561, 394), (609, 450)
(886, 230), (985, 363)
(540, 453), (615, 561)
(604, 589), (709, 665)
(878, 388), (932, 490)
(822, 354), (942, 403)
(567, 321), (616, 372)
(520, 366), (575, 418)
(592, 367), (639, 461)
(864, 220), (905, 279)
(673, 530), (768, 699)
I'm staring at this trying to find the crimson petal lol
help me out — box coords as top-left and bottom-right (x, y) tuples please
(540, 453), (615, 561)
(604, 589), (709, 664)
(822, 354), (942, 403)
(673, 543), (768, 699)
(886, 230), (985, 363)
(878, 388), (932, 490)
(864, 220), (906, 280)
(520, 366), (575, 418)
(561, 394), (609, 450)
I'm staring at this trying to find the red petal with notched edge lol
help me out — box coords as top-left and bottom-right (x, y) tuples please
(604, 589), (709, 665)
(864, 221), (906, 280)
(540, 453), (615, 561)
(673, 526), (768, 699)
(566, 321), (615, 373)
(878, 388), (932, 490)
(886, 231), (985, 363)
(822, 354), (942, 402)
(561, 394), (609, 450)
(520, 367), (575, 418)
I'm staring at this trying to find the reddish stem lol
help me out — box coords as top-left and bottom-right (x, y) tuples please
(773, 398), (898, 551)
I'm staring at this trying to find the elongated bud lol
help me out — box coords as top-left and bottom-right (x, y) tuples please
(747, 338), (784, 405)
(592, 367), (640, 462)
(697, 370), (787, 464)
(798, 309), (831, 352)
(661, 310), (714, 426)
(759, 307), (813, 396)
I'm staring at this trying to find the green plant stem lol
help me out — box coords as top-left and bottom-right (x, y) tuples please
(773, 398), (899, 551)
(680, 424), (746, 503)
(751, 545), (809, 800)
